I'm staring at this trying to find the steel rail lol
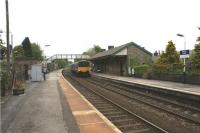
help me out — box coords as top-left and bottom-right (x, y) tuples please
(66, 74), (168, 133)
(86, 77), (200, 125)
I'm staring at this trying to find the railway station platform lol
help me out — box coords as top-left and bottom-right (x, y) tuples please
(1, 70), (121, 133)
(1, 70), (69, 133)
(59, 75), (121, 133)
(92, 73), (200, 97)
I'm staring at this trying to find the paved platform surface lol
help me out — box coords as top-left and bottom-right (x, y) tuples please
(1, 70), (70, 133)
(92, 73), (200, 96)
(59, 76), (121, 133)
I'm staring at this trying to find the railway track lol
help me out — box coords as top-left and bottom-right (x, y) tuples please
(85, 76), (200, 125)
(62, 71), (200, 133)
(64, 72), (167, 133)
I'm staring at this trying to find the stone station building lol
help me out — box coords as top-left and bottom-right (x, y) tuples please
(90, 42), (152, 76)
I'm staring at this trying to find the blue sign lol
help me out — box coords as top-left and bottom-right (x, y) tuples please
(180, 50), (190, 58)
(180, 50), (189, 55)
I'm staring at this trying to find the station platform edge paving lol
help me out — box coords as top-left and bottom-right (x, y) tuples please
(59, 75), (121, 133)
(91, 73), (200, 96)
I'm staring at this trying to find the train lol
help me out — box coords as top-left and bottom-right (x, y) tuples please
(70, 60), (91, 76)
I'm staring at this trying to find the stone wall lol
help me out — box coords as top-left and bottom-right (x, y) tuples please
(105, 56), (127, 76)
(127, 45), (152, 67)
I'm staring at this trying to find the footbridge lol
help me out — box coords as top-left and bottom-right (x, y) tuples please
(46, 54), (90, 62)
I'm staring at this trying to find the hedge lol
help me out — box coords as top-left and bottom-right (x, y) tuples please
(134, 64), (151, 78)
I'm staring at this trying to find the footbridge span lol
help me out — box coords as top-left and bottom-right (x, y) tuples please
(47, 54), (90, 62)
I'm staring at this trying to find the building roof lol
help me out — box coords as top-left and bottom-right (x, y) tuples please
(90, 42), (152, 60)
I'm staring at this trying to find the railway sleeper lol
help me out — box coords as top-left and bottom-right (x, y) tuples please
(92, 103), (111, 106)
(98, 108), (119, 112)
(86, 96), (101, 100)
(117, 124), (150, 133)
(86, 99), (104, 102)
(109, 115), (133, 121)
(112, 119), (137, 126)
(90, 102), (109, 105)
(125, 128), (152, 133)
(104, 113), (127, 118)
(96, 105), (114, 109)
(100, 110), (122, 115)
(107, 114), (128, 119)
(103, 111), (124, 116)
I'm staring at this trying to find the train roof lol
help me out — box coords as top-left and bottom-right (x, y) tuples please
(70, 60), (90, 65)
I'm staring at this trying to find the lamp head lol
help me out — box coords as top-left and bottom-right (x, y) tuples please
(176, 34), (184, 37)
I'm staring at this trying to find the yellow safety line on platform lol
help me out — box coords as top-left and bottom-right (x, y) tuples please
(73, 110), (96, 116)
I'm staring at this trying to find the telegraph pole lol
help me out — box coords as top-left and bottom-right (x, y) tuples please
(6, 0), (10, 68)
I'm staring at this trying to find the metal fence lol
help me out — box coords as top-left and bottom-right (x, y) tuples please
(150, 72), (200, 85)
(133, 65), (200, 85)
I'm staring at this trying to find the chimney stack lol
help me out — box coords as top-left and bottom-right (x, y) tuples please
(108, 46), (114, 50)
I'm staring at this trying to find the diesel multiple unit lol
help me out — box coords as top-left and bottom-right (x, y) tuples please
(70, 60), (90, 76)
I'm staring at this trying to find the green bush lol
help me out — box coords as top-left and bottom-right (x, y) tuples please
(134, 64), (151, 78)
(54, 59), (68, 68)
(153, 63), (183, 75)
(153, 64), (169, 74)
(1, 61), (13, 96)
(1, 71), (12, 96)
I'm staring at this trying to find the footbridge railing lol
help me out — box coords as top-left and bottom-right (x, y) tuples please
(46, 54), (90, 62)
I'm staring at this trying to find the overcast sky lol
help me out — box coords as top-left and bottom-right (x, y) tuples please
(0, 0), (200, 56)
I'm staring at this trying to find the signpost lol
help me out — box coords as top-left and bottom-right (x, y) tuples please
(180, 49), (190, 83)
(180, 50), (190, 59)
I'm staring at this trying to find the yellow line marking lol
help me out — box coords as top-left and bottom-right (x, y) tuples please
(73, 110), (96, 116)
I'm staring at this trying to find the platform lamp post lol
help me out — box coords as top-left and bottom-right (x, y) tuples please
(43, 44), (51, 74)
(176, 33), (186, 83)
(44, 44), (51, 59)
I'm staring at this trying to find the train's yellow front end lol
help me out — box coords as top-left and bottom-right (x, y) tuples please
(78, 67), (90, 73)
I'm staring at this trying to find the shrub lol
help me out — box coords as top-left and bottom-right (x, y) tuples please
(153, 63), (183, 75)
(134, 64), (151, 78)
(1, 71), (12, 96)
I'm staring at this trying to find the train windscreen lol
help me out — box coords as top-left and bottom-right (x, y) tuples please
(78, 61), (89, 67)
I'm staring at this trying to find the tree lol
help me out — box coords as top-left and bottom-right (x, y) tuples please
(94, 45), (102, 53)
(0, 44), (6, 60)
(13, 42), (43, 60)
(0, 38), (3, 44)
(197, 36), (200, 42)
(156, 41), (181, 65)
(13, 45), (24, 59)
(54, 59), (68, 68)
(31, 43), (43, 60)
(83, 45), (103, 56)
(154, 41), (182, 73)
(190, 43), (200, 72)
(22, 37), (32, 57)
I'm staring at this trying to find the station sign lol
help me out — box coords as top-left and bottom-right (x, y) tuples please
(180, 50), (190, 58)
